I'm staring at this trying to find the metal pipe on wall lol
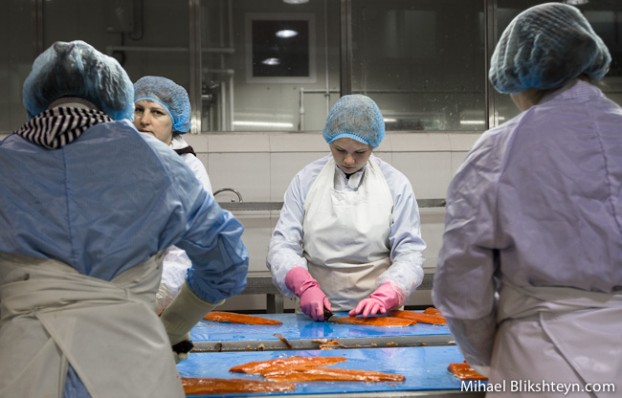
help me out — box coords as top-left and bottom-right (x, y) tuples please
(189, 0), (202, 133)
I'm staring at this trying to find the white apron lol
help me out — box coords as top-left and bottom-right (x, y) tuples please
(303, 158), (393, 311)
(487, 282), (622, 397)
(0, 252), (185, 398)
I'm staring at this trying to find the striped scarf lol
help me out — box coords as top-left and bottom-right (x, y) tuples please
(15, 107), (113, 149)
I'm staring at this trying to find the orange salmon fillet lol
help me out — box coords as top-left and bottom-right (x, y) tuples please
(391, 309), (447, 325)
(181, 377), (295, 394)
(230, 355), (347, 375)
(263, 367), (405, 382)
(447, 362), (488, 381)
(203, 311), (282, 325)
(331, 316), (416, 327)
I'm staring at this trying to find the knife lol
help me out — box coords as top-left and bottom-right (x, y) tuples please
(323, 307), (334, 321)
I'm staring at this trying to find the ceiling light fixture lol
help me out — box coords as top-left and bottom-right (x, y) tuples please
(261, 58), (281, 66)
(276, 29), (298, 38)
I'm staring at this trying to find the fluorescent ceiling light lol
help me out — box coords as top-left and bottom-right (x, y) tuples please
(234, 121), (294, 128)
(460, 120), (485, 126)
(283, 0), (309, 4)
(262, 57), (280, 66)
(276, 29), (298, 38)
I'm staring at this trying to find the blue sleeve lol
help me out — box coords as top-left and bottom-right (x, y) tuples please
(180, 193), (249, 303)
(154, 141), (249, 303)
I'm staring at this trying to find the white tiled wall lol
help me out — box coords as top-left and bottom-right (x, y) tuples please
(185, 132), (479, 202)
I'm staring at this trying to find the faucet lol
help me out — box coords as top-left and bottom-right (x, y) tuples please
(213, 187), (243, 203)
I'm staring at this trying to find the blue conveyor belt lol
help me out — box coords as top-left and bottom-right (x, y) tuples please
(177, 345), (484, 397)
(191, 312), (452, 351)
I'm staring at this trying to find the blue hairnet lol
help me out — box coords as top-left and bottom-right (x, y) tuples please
(134, 76), (191, 133)
(323, 95), (385, 148)
(489, 3), (611, 94)
(22, 40), (134, 121)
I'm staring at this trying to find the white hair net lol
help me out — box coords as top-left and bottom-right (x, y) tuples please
(134, 76), (191, 133)
(489, 2), (611, 94)
(22, 40), (134, 121)
(323, 94), (385, 149)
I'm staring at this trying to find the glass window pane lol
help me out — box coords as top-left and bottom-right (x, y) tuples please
(200, 0), (340, 132)
(0, 1), (35, 132)
(0, 0), (191, 134)
(351, 0), (486, 131)
(41, 0), (190, 86)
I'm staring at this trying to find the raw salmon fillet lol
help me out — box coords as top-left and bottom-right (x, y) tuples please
(391, 309), (447, 325)
(203, 311), (282, 325)
(230, 355), (347, 375)
(331, 316), (416, 327)
(447, 362), (488, 380)
(263, 367), (405, 382)
(181, 377), (295, 394)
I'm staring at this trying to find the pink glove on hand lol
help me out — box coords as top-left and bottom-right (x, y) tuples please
(285, 267), (332, 321)
(349, 282), (404, 318)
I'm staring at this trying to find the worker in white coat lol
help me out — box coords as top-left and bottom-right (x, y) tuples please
(133, 75), (213, 314)
(0, 40), (248, 398)
(268, 95), (426, 321)
(433, 3), (621, 395)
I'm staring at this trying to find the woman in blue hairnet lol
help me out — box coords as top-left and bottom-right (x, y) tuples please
(133, 75), (213, 314)
(433, 3), (622, 391)
(267, 94), (426, 321)
(0, 40), (248, 398)
(134, 75), (212, 193)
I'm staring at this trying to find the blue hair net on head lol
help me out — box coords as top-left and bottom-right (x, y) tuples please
(22, 40), (134, 121)
(323, 95), (385, 149)
(134, 76), (191, 133)
(489, 2), (611, 94)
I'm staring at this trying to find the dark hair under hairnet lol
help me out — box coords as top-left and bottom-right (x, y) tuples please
(22, 40), (134, 121)
(489, 3), (611, 94)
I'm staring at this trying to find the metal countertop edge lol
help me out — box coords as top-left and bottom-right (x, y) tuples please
(220, 199), (446, 211)
(192, 335), (455, 353)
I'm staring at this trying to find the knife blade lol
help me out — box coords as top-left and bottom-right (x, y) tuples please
(323, 307), (334, 321)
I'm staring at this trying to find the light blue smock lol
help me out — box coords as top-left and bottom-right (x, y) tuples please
(267, 154), (426, 299)
(433, 80), (622, 367)
(1, 114), (248, 397)
(0, 118), (248, 303)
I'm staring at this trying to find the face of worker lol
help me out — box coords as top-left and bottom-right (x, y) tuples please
(329, 138), (373, 174)
(133, 100), (174, 145)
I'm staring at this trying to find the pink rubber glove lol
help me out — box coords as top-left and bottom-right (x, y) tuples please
(349, 282), (404, 318)
(285, 267), (332, 321)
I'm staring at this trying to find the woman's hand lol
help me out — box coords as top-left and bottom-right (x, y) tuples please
(349, 282), (404, 317)
(285, 267), (333, 321)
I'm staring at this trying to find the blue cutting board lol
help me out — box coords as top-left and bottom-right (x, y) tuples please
(191, 312), (451, 351)
(178, 345), (481, 397)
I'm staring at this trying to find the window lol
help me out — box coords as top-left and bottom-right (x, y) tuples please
(1, 0), (621, 134)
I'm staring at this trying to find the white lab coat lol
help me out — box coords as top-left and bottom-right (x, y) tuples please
(433, 80), (622, 394)
(0, 252), (184, 398)
(268, 154), (426, 305)
(302, 158), (393, 310)
(156, 135), (213, 314)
